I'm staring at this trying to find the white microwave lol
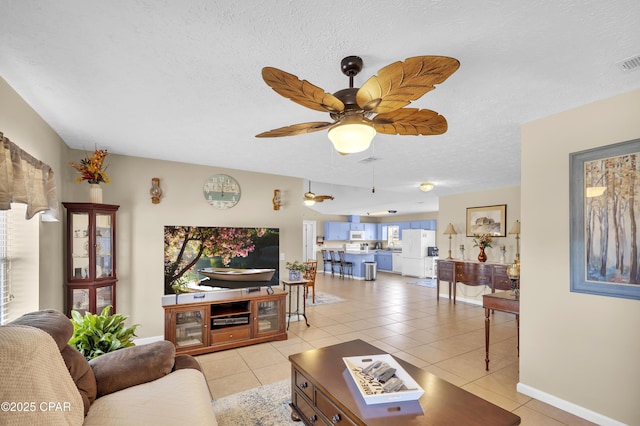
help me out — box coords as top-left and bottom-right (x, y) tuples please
(349, 230), (365, 240)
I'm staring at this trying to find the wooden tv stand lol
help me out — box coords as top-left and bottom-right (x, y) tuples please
(163, 288), (287, 355)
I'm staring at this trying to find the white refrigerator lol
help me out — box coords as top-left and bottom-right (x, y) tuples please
(401, 229), (436, 278)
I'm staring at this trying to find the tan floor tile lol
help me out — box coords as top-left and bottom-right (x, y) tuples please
(461, 382), (522, 411)
(199, 355), (250, 380)
(523, 399), (598, 425)
(513, 405), (567, 426)
(307, 335), (343, 349)
(240, 345), (289, 370)
(207, 371), (261, 399)
(252, 360), (292, 385)
(405, 343), (454, 364)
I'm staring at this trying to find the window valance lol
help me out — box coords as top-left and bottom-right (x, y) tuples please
(0, 132), (58, 220)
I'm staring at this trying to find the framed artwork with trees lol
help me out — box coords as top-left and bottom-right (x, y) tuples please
(570, 138), (640, 300)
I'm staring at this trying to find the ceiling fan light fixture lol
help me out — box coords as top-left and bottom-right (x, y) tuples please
(304, 198), (316, 206)
(419, 182), (435, 192)
(327, 116), (376, 154)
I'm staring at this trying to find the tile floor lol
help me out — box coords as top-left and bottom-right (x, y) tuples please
(196, 271), (595, 425)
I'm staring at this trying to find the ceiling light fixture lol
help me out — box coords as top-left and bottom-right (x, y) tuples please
(327, 115), (376, 154)
(419, 182), (435, 192)
(367, 210), (397, 216)
(304, 198), (316, 206)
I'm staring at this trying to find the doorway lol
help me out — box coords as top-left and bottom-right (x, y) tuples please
(303, 220), (317, 262)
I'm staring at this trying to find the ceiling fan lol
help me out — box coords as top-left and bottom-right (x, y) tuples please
(304, 181), (334, 206)
(256, 55), (460, 154)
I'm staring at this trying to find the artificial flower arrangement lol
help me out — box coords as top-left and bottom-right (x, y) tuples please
(285, 260), (307, 271)
(71, 149), (111, 184)
(472, 233), (493, 248)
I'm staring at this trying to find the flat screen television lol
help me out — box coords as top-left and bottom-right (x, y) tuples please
(164, 226), (279, 294)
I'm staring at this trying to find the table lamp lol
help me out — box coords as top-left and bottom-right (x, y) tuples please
(508, 220), (521, 264)
(443, 223), (457, 260)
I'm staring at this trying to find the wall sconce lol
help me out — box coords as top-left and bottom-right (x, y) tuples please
(272, 189), (281, 210)
(150, 177), (163, 204)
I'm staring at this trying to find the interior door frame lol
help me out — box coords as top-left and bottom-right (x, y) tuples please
(303, 220), (317, 262)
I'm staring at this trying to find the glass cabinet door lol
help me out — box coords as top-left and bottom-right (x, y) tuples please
(255, 299), (281, 335)
(96, 286), (113, 313)
(71, 288), (90, 314)
(71, 212), (90, 279)
(175, 309), (206, 348)
(95, 213), (113, 278)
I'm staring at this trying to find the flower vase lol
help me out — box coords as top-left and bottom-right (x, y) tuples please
(89, 184), (103, 203)
(478, 246), (487, 262)
(289, 270), (301, 281)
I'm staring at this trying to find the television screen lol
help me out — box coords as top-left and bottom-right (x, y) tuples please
(164, 226), (280, 294)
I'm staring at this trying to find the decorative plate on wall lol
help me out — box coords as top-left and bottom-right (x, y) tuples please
(203, 174), (241, 209)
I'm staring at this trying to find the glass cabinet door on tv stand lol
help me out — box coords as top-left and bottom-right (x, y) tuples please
(63, 202), (119, 317)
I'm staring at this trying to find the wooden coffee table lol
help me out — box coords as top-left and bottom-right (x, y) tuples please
(289, 339), (520, 425)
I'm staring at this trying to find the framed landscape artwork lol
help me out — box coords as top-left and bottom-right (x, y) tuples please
(570, 138), (640, 300)
(466, 204), (507, 237)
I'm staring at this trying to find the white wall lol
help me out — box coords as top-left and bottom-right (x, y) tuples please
(520, 89), (640, 425)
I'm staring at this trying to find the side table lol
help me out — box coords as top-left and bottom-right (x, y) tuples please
(483, 291), (519, 370)
(281, 279), (310, 330)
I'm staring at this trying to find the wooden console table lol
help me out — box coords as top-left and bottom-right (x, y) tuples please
(483, 292), (519, 370)
(436, 260), (511, 304)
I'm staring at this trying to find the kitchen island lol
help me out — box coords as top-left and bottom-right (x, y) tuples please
(319, 249), (377, 279)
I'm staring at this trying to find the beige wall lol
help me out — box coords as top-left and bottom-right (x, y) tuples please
(520, 89), (640, 425)
(63, 152), (305, 338)
(0, 76), (68, 315)
(437, 186), (521, 303)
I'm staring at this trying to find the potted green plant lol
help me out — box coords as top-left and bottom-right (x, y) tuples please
(68, 305), (139, 360)
(286, 260), (306, 281)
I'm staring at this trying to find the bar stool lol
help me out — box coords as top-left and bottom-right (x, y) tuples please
(338, 250), (353, 279)
(329, 250), (341, 277)
(321, 249), (333, 275)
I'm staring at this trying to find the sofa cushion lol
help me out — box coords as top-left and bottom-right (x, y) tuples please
(83, 368), (217, 426)
(61, 343), (97, 415)
(8, 309), (73, 351)
(0, 325), (84, 424)
(90, 340), (176, 397)
(8, 308), (97, 415)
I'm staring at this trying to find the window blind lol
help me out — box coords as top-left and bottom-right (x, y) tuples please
(0, 210), (10, 324)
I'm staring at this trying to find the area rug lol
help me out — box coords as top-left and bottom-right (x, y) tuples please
(212, 379), (297, 426)
(408, 279), (436, 288)
(309, 291), (346, 306)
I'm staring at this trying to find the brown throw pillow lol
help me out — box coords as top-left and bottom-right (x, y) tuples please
(89, 340), (175, 397)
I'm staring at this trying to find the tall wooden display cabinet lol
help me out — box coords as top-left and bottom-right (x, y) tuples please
(63, 202), (119, 317)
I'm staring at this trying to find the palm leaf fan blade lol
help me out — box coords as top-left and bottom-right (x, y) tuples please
(261, 67), (345, 113)
(256, 121), (334, 138)
(357, 56), (460, 114)
(372, 108), (448, 135)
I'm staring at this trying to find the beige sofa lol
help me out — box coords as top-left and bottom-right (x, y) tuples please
(0, 310), (217, 425)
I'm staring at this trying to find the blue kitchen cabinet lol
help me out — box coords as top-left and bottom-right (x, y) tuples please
(350, 223), (365, 231)
(324, 222), (350, 240)
(364, 223), (377, 240)
(375, 251), (393, 271)
(410, 220), (437, 230)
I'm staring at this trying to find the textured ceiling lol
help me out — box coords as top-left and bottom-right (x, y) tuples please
(1, 1), (639, 215)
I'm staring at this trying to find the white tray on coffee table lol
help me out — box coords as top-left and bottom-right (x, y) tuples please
(342, 354), (424, 405)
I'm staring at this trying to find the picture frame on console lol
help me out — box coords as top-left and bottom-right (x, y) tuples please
(569, 138), (640, 300)
(466, 204), (507, 237)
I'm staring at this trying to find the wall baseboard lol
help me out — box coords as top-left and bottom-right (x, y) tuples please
(133, 335), (164, 346)
(517, 382), (625, 426)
